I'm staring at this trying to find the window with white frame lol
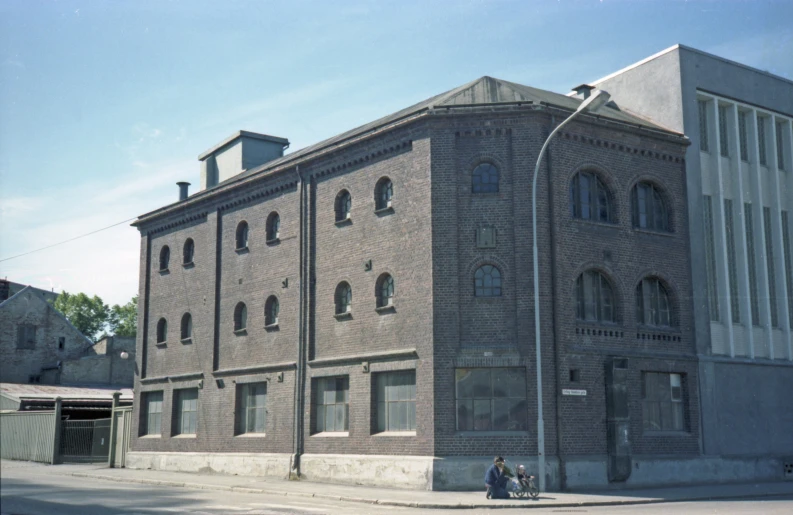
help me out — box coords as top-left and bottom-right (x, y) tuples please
(738, 112), (748, 162)
(314, 377), (349, 432)
(636, 277), (672, 327)
(758, 117), (768, 166)
(455, 368), (527, 431)
(143, 391), (163, 436)
(724, 199), (740, 323)
(718, 105), (729, 157)
(173, 388), (198, 435)
(642, 372), (684, 432)
(235, 382), (267, 434)
(575, 270), (615, 323)
(632, 182), (669, 232)
(764, 207), (779, 328)
(777, 121), (786, 171)
(375, 371), (416, 432)
(698, 99), (709, 152)
(745, 204), (760, 325)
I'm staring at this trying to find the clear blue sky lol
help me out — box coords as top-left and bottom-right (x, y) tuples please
(1, 0), (791, 306)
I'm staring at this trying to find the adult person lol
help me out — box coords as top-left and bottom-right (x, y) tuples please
(484, 456), (512, 499)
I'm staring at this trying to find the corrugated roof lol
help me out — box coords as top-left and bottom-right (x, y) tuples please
(0, 383), (133, 402)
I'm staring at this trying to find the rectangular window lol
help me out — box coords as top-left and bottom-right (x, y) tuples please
(703, 196), (720, 321)
(698, 100), (709, 152)
(143, 391), (163, 436)
(642, 372), (685, 432)
(724, 199), (740, 323)
(758, 117), (767, 166)
(718, 105), (729, 157)
(455, 368), (527, 431)
(764, 207), (779, 328)
(782, 211), (793, 328)
(58, 336), (65, 350)
(16, 324), (37, 348)
(745, 204), (760, 325)
(738, 112), (748, 162)
(777, 121), (786, 171)
(174, 388), (198, 435)
(235, 382), (267, 435)
(375, 371), (416, 432)
(314, 377), (349, 433)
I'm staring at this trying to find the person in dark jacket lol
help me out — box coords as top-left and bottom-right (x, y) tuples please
(484, 456), (511, 499)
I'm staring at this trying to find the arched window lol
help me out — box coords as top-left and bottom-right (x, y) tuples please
(234, 302), (247, 332)
(474, 265), (502, 297)
(335, 190), (352, 222)
(156, 318), (168, 343)
(159, 246), (170, 271)
(636, 277), (672, 326)
(183, 239), (195, 265)
(472, 163), (499, 193)
(632, 182), (669, 231)
(236, 221), (249, 250)
(576, 270), (615, 323)
(181, 313), (192, 340)
(266, 212), (280, 242)
(570, 171), (613, 222)
(265, 296), (279, 326)
(335, 282), (352, 314)
(376, 274), (394, 308)
(375, 178), (393, 211)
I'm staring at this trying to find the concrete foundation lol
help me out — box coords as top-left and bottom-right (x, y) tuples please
(125, 451), (292, 478)
(299, 454), (435, 490)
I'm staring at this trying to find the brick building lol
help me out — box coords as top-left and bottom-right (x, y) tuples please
(128, 76), (699, 490)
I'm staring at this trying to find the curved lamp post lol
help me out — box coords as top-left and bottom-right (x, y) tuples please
(533, 90), (611, 492)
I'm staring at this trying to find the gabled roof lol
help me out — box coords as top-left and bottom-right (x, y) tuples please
(0, 286), (92, 347)
(135, 76), (683, 226)
(0, 383), (133, 403)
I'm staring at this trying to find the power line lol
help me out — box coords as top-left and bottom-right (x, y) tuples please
(0, 217), (138, 263)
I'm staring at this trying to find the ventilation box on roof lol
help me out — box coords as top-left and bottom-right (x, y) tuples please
(199, 130), (289, 190)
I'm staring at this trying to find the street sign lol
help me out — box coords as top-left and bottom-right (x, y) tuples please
(562, 389), (587, 396)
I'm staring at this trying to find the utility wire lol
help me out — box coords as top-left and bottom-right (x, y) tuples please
(0, 217), (138, 263)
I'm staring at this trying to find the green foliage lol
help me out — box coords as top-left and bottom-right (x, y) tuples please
(54, 291), (110, 342)
(109, 295), (138, 338)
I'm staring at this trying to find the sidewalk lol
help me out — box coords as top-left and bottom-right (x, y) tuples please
(38, 463), (793, 509)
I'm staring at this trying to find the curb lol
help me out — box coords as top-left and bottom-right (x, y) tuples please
(68, 472), (793, 510)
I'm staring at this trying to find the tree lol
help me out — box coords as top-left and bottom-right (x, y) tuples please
(54, 291), (110, 342)
(109, 295), (137, 338)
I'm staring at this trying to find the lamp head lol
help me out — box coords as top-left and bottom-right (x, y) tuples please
(576, 89), (611, 114)
(120, 351), (129, 360)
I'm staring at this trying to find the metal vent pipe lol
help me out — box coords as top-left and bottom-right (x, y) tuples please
(177, 182), (190, 201)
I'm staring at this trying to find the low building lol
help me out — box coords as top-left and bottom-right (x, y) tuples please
(0, 383), (133, 419)
(128, 76), (700, 490)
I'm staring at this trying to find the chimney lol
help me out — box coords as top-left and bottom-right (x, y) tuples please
(571, 84), (595, 99)
(199, 131), (289, 191)
(0, 279), (9, 302)
(177, 181), (190, 201)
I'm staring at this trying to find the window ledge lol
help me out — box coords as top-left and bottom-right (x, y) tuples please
(182, 262), (195, 269)
(264, 323), (279, 331)
(265, 238), (280, 245)
(180, 337), (192, 344)
(235, 246), (249, 254)
(473, 296), (504, 302)
(335, 218), (352, 227)
(140, 434), (161, 439)
(374, 206), (394, 216)
(373, 431), (416, 437)
(158, 268), (170, 275)
(172, 434), (196, 439)
(636, 325), (681, 334)
(571, 218), (619, 229)
(642, 430), (690, 437)
(375, 305), (395, 314)
(234, 329), (248, 336)
(235, 433), (266, 438)
(334, 312), (352, 320)
(456, 430), (530, 437)
(312, 431), (349, 437)
(633, 228), (675, 237)
(155, 341), (167, 348)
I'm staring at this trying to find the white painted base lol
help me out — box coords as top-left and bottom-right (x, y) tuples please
(299, 454), (435, 490)
(125, 451), (292, 478)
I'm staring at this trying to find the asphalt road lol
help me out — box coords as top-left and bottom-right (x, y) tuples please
(2, 462), (792, 515)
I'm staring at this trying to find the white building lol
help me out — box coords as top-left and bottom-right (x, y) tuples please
(580, 44), (793, 474)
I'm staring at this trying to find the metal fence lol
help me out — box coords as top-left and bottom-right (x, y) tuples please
(112, 407), (133, 468)
(60, 418), (111, 463)
(0, 411), (56, 463)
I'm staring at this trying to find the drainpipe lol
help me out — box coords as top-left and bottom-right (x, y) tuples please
(291, 166), (305, 479)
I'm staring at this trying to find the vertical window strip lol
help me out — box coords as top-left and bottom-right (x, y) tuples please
(763, 207), (779, 328)
(738, 112), (748, 162)
(718, 105), (729, 157)
(777, 122), (786, 171)
(724, 200), (740, 323)
(782, 211), (793, 328)
(758, 118), (767, 166)
(703, 196), (720, 321)
(745, 204), (760, 325)
(698, 100), (709, 152)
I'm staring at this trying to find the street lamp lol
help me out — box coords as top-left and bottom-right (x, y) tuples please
(532, 90), (611, 492)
